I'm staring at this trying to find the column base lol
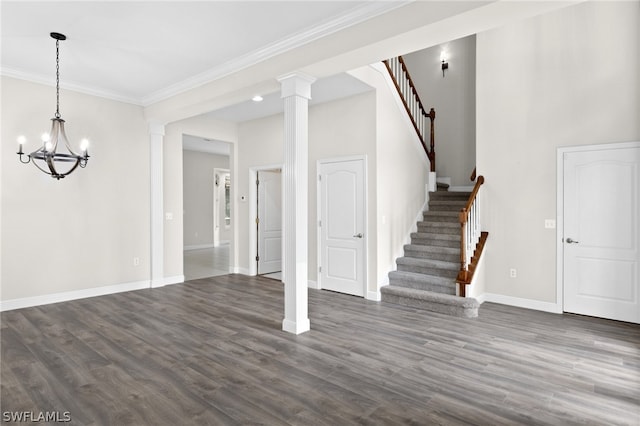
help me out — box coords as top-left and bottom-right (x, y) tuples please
(282, 318), (310, 335)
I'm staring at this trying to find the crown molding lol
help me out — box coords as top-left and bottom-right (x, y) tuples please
(139, 0), (410, 106)
(0, 66), (143, 106)
(2, 1), (409, 108)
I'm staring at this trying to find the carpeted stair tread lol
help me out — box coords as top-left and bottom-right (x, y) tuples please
(381, 286), (479, 318)
(396, 256), (458, 270)
(416, 222), (460, 235)
(428, 200), (468, 211)
(422, 211), (459, 223)
(396, 257), (458, 277)
(403, 244), (459, 262)
(429, 192), (471, 201)
(384, 188), (478, 318)
(388, 271), (456, 294)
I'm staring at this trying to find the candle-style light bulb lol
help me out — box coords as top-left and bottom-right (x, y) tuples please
(17, 136), (26, 154)
(80, 138), (89, 152)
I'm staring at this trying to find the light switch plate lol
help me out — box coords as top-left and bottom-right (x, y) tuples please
(544, 219), (556, 229)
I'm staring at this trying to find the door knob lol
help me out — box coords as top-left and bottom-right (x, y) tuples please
(353, 233), (363, 238)
(566, 237), (579, 244)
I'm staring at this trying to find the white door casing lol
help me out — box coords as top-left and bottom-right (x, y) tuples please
(561, 143), (640, 324)
(257, 170), (282, 274)
(213, 168), (229, 247)
(318, 157), (366, 297)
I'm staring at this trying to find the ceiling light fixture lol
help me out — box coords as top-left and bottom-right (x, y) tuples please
(17, 32), (89, 180)
(252, 95), (264, 102)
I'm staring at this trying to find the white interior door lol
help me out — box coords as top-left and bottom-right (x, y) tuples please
(257, 170), (282, 274)
(563, 145), (640, 323)
(319, 158), (365, 297)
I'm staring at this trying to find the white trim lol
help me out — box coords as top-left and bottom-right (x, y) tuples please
(556, 140), (640, 315)
(0, 280), (151, 312)
(164, 275), (185, 286)
(367, 290), (381, 302)
(213, 168), (230, 248)
(282, 318), (311, 335)
(479, 293), (562, 314)
(233, 267), (251, 275)
(184, 243), (216, 251)
(1, 3), (410, 107)
(0, 67), (142, 105)
(149, 123), (165, 290)
(142, 2), (408, 106)
(308, 280), (320, 290)
(317, 155), (369, 298)
(475, 293), (487, 305)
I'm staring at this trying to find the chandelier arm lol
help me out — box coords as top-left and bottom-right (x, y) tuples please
(31, 157), (54, 177)
(58, 158), (81, 178)
(58, 121), (80, 156)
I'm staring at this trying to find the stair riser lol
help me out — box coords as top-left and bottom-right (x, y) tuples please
(422, 214), (459, 223)
(403, 249), (459, 263)
(428, 204), (466, 212)
(429, 194), (471, 202)
(410, 238), (459, 249)
(381, 292), (478, 318)
(388, 279), (456, 295)
(397, 264), (458, 278)
(417, 224), (459, 235)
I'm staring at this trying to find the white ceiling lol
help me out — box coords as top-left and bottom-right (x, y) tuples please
(2, 0), (576, 152)
(0, 1), (403, 106)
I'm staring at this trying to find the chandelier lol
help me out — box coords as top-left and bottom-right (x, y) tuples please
(17, 32), (89, 180)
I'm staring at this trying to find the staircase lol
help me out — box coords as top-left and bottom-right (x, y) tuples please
(381, 189), (480, 318)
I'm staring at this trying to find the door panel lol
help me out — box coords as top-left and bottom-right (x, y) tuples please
(319, 159), (365, 297)
(258, 170), (282, 274)
(563, 146), (640, 323)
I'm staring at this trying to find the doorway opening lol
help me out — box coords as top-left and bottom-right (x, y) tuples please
(249, 165), (283, 281)
(183, 135), (232, 281)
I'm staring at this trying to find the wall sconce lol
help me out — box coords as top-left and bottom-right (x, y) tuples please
(440, 51), (448, 77)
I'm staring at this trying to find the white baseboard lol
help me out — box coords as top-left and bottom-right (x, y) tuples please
(367, 290), (381, 301)
(282, 318), (311, 335)
(184, 244), (215, 251)
(164, 275), (184, 286)
(308, 280), (320, 289)
(233, 267), (250, 275)
(0, 280), (151, 312)
(479, 293), (562, 314)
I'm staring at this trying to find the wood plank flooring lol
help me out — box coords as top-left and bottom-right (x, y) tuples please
(1, 274), (639, 425)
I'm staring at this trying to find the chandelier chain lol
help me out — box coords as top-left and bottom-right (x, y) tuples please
(55, 39), (60, 118)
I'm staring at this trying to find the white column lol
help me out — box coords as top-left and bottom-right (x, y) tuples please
(278, 72), (315, 335)
(149, 122), (165, 288)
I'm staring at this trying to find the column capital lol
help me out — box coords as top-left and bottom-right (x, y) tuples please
(148, 121), (165, 136)
(278, 72), (316, 100)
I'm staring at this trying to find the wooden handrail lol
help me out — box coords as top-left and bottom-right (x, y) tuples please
(457, 175), (486, 296)
(470, 167), (476, 182)
(460, 175), (484, 221)
(383, 56), (436, 172)
(398, 56), (428, 118)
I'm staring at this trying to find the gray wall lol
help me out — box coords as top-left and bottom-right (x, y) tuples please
(403, 35), (476, 187)
(476, 1), (640, 304)
(183, 150), (230, 248)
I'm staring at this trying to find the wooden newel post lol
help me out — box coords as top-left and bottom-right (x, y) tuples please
(458, 208), (468, 296)
(428, 108), (436, 172)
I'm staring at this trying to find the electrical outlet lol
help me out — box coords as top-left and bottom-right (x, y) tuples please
(133, 257), (140, 267)
(510, 268), (517, 278)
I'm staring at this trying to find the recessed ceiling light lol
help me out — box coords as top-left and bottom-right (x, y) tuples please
(252, 95), (263, 102)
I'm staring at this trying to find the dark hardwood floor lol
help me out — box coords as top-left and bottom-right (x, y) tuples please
(1, 274), (639, 425)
